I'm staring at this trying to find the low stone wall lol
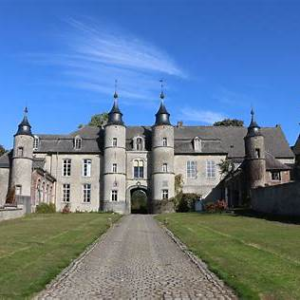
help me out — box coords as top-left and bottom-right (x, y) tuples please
(251, 181), (300, 216)
(0, 205), (26, 222)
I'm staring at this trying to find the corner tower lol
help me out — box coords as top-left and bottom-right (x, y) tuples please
(151, 90), (175, 213)
(103, 92), (127, 214)
(10, 107), (34, 199)
(244, 109), (266, 193)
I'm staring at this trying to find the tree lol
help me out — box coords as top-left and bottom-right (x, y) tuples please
(0, 145), (6, 157)
(218, 159), (235, 176)
(213, 119), (244, 127)
(78, 112), (109, 128)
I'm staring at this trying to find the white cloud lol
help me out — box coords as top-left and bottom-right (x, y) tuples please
(180, 108), (226, 124)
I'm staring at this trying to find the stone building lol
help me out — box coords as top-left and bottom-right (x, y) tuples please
(0, 93), (294, 214)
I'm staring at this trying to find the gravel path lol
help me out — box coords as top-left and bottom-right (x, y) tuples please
(37, 215), (237, 299)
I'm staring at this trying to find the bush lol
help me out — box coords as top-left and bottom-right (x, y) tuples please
(205, 200), (227, 213)
(174, 193), (201, 212)
(36, 203), (56, 213)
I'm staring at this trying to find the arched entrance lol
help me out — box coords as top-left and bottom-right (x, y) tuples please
(130, 187), (148, 214)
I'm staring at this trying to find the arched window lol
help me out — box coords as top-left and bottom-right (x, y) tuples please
(136, 138), (143, 150)
(133, 160), (144, 178)
(42, 182), (45, 202)
(36, 179), (41, 204)
(74, 136), (82, 150)
(33, 135), (39, 150)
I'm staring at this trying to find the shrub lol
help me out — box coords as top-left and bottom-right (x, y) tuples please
(174, 193), (201, 212)
(36, 202), (56, 213)
(205, 200), (227, 213)
(62, 203), (71, 214)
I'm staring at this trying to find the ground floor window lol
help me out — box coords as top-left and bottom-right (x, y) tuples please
(63, 184), (70, 202)
(112, 190), (118, 201)
(83, 184), (91, 202)
(162, 189), (169, 200)
(271, 171), (281, 181)
(15, 185), (22, 196)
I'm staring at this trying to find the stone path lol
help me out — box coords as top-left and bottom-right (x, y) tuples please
(37, 215), (237, 299)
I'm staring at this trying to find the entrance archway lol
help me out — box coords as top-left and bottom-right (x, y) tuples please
(130, 188), (148, 214)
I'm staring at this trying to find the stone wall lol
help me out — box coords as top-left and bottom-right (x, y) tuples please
(0, 205), (26, 222)
(251, 181), (300, 216)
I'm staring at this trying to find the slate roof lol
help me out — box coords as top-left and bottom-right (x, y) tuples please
(26, 125), (294, 160)
(292, 134), (300, 156)
(265, 152), (291, 170)
(0, 151), (12, 168)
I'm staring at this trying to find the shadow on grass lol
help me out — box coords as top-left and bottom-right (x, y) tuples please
(232, 208), (300, 225)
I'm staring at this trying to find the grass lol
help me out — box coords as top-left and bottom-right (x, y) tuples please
(156, 213), (300, 300)
(0, 213), (121, 299)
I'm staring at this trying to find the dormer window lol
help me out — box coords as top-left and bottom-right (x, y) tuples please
(133, 136), (144, 151)
(74, 136), (82, 150)
(33, 135), (39, 150)
(193, 137), (201, 152)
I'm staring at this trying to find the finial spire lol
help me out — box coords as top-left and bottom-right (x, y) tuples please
(24, 106), (28, 115)
(159, 79), (165, 100)
(114, 79), (118, 99)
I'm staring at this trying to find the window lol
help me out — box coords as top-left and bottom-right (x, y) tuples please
(74, 136), (82, 150)
(113, 138), (118, 147)
(134, 160), (144, 178)
(17, 147), (24, 157)
(163, 138), (167, 147)
(83, 184), (91, 203)
(42, 182), (45, 201)
(82, 159), (92, 177)
(112, 163), (118, 173)
(46, 184), (49, 202)
(63, 159), (71, 176)
(162, 163), (168, 173)
(162, 189), (169, 200)
(33, 136), (39, 150)
(36, 180), (41, 203)
(111, 190), (118, 201)
(255, 148), (261, 158)
(193, 137), (201, 152)
(15, 185), (22, 196)
(187, 161), (197, 178)
(63, 184), (70, 202)
(136, 138), (143, 150)
(271, 171), (281, 181)
(206, 161), (216, 179)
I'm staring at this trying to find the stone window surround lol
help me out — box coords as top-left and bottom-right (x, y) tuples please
(83, 184), (91, 203)
(82, 159), (92, 177)
(132, 136), (145, 151)
(206, 160), (216, 179)
(63, 183), (71, 202)
(62, 159), (72, 177)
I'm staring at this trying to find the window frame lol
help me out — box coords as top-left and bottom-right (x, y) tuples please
(62, 159), (72, 177)
(82, 159), (92, 177)
(62, 184), (71, 202)
(83, 184), (91, 203)
(112, 138), (118, 147)
(206, 160), (216, 179)
(271, 171), (281, 181)
(187, 161), (197, 179)
(162, 137), (168, 147)
(111, 190), (118, 201)
(17, 147), (24, 157)
(133, 159), (144, 179)
(162, 163), (168, 173)
(162, 189), (169, 200)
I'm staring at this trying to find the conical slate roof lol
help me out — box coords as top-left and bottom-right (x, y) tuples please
(107, 95), (124, 126)
(15, 108), (33, 136)
(154, 101), (171, 126)
(246, 109), (262, 137)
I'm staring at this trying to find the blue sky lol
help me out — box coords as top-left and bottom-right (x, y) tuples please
(1, 0), (300, 148)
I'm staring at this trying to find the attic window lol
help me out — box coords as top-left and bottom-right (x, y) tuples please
(33, 135), (39, 150)
(193, 137), (202, 152)
(134, 136), (144, 151)
(74, 136), (82, 150)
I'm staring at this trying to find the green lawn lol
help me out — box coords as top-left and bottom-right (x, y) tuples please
(0, 213), (121, 299)
(156, 213), (300, 300)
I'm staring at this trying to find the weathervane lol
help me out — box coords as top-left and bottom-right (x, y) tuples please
(159, 79), (165, 100)
(114, 79), (118, 99)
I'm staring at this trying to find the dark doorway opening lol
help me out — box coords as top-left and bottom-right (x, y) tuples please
(131, 188), (148, 214)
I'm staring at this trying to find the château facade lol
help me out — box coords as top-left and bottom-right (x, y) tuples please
(0, 92), (295, 214)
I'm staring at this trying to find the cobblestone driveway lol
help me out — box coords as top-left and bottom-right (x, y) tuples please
(37, 215), (237, 299)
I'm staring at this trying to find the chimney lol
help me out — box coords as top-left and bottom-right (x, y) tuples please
(177, 121), (183, 127)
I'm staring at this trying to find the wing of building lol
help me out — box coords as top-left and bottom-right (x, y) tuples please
(0, 98), (294, 214)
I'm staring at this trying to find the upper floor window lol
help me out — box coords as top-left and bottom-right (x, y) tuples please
(206, 160), (216, 179)
(162, 163), (168, 173)
(112, 163), (118, 173)
(63, 184), (70, 202)
(113, 138), (118, 147)
(193, 137), (201, 152)
(82, 159), (92, 177)
(162, 138), (167, 147)
(33, 136), (39, 150)
(17, 147), (24, 157)
(187, 161), (197, 178)
(83, 184), (91, 203)
(111, 190), (118, 201)
(63, 159), (71, 177)
(162, 189), (169, 200)
(271, 171), (281, 181)
(74, 136), (82, 150)
(136, 138), (143, 150)
(255, 148), (261, 159)
(134, 160), (144, 178)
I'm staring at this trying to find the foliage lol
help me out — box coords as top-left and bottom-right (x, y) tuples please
(213, 119), (244, 127)
(5, 187), (16, 205)
(62, 203), (71, 214)
(156, 213), (300, 300)
(36, 203), (56, 213)
(218, 159), (235, 176)
(78, 112), (109, 128)
(174, 193), (201, 212)
(0, 213), (121, 299)
(204, 200), (227, 212)
(175, 174), (184, 194)
(0, 145), (6, 157)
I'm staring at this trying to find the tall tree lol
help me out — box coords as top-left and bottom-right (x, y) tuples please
(78, 112), (109, 128)
(0, 145), (6, 157)
(213, 119), (244, 127)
